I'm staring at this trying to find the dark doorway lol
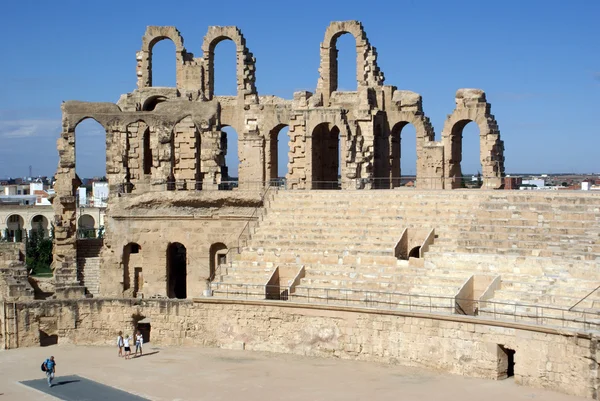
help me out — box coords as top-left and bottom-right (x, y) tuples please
(137, 322), (151, 343)
(167, 242), (187, 299)
(39, 330), (58, 347)
(311, 123), (341, 189)
(499, 345), (516, 379)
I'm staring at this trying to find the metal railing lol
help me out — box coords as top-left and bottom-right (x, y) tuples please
(209, 283), (600, 332)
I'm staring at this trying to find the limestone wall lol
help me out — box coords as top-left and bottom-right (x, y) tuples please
(1, 298), (597, 399)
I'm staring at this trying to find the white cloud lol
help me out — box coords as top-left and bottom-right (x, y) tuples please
(0, 120), (60, 139)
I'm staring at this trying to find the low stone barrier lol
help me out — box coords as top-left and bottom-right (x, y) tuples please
(1, 298), (597, 399)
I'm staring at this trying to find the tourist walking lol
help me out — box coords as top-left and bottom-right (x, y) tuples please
(135, 330), (144, 357)
(43, 356), (56, 387)
(123, 334), (132, 360)
(117, 331), (124, 357)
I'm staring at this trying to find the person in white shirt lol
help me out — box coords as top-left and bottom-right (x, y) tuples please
(117, 331), (124, 357)
(135, 330), (144, 357)
(123, 334), (132, 360)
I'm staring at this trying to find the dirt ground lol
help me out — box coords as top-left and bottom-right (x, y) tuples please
(0, 344), (586, 401)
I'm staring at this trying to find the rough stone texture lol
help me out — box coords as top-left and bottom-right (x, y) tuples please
(1, 299), (598, 399)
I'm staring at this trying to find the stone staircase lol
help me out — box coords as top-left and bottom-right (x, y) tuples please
(76, 239), (103, 297)
(214, 189), (600, 318)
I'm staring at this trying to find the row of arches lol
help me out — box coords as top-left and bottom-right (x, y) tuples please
(122, 241), (228, 299)
(73, 116), (486, 190)
(2, 214), (50, 241)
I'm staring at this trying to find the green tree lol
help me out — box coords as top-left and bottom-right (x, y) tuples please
(26, 229), (53, 275)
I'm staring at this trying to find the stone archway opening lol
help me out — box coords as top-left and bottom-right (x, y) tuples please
(408, 246), (421, 259)
(75, 118), (107, 183)
(212, 39), (237, 96)
(268, 124), (290, 185)
(452, 120), (483, 189)
(209, 242), (228, 281)
(167, 242), (187, 299)
(312, 123), (341, 190)
(31, 215), (49, 238)
(150, 39), (176, 87)
(332, 32), (358, 92)
(77, 214), (96, 239)
(219, 126), (239, 189)
(6, 214), (24, 242)
(390, 122), (418, 188)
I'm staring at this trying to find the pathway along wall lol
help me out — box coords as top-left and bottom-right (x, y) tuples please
(1, 298), (597, 399)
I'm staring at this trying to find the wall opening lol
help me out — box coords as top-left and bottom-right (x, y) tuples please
(213, 39), (237, 96)
(142, 128), (152, 175)
(123, 243), (142, 294)
(77, 214), (96, 239)
(150, 39), (176, 87)
(220, 126), (239, 188)
(373, 122), (389, 188)
(391, 122), (417, 188)
(498, 345), (516, 379)
(332, 32), (357, 91)
(167, 242), (187, 299)
(408, 246), (421, 259)
(31, 215), (49, 238)
(268, 124), (290, 183)
(75, 118), (107, 183)
(452, 120), (483, 188)
(311, 123), (341, 189)
(39, 330), (58, 347)
(6, 214), (24, 242)
(142, 96), (167, 112)
(209, 242), (228, 281)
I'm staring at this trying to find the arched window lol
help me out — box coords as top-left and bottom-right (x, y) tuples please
(31, 215), (49, 238)
(213, 39), (237, 96)
(75, 118), (106, 182)
(332, 33), (357, 91)
(209, 242), (228, 281)
(150, 39), (176, 87)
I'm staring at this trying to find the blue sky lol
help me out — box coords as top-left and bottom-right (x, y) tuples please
(0, 0), (598, 179)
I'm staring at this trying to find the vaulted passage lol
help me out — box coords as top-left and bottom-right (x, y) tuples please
(167, 242), (187, 299)
(311, 123), (341, 189)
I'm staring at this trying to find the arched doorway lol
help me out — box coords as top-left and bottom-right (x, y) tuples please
(167, 242), (187, 299)
(449, 120), (483, 189)
(333, 33), (358, 92)
(212, 39), (237, 96)
(311, 123), (341, 189)
(390, 122), (418, 188)
(31, 215), (49, 238)
(209, 242), (228, 281)
(150, 39), (176, 87)
(268, 124), (290, 185)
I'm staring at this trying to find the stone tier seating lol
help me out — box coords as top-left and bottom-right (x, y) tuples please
(214, 190), (600, 325)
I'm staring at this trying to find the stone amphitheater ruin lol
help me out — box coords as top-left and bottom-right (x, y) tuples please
(1, 21), (599, 398)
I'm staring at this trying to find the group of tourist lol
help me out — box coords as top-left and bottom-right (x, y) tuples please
(116, 330), (144, 359)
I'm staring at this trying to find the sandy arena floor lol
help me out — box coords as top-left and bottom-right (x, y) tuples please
(0, 344), (586, 401)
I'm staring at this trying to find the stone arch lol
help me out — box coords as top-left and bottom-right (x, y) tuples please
(30, 214), (50, 238)
(388, 90), (438, 189)
(166, 242), (187, 299)
(218, 124), (240, 186)
(142, 95), (168, 111)
(5, 214), (25, 242)
(137, 26), (187, 89)
(201, 26), (257, 102)
(441, 89), (504, 189)
(77, 214), (96, 239)
(311, 122), (342, 189)
(171, 116), (202, 190)
(122, 242), (142, 296)
(317, 21), (384, 105)
(209, 242), (228, 281)
(266, 124), (290, 182)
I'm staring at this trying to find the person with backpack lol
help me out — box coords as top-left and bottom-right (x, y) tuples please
(41, 356), (56, 387)
(117, 331), (124, 357)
